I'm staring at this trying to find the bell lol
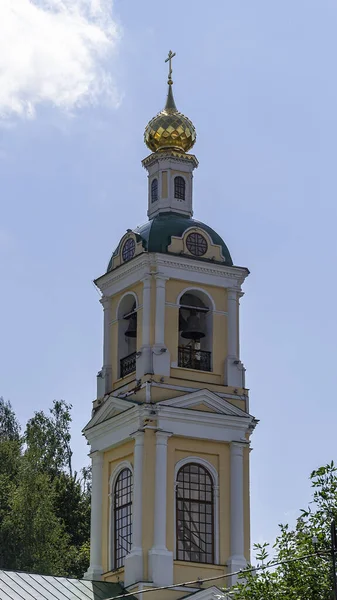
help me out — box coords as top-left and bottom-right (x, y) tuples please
(125, 313), (137, 338)
(181, 312), (205, 340)
(179, 312), (188, 332)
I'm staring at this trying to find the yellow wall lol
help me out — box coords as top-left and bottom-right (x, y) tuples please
(101, 433), (250, 587)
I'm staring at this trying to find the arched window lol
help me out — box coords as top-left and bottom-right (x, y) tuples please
(151, 178), (158, 203)
(178, 290), (213, 372)
(113, 468), (133, 569)
(174, 176), (185, 201)
(176, 463), (214, 564)
(117, 293), (137, 377)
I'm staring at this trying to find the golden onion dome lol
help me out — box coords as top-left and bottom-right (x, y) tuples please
(144, 55), (196, 153)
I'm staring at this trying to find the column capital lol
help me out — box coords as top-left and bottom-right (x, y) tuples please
(131, 430), (145, 446)
(155, 430), (172, 444)
(141, 274), (152, 288)
(155, 273), (169, 285)
(89, 450), (104, 466)
(100, 295), (111, 309)
(230, 441), (247, 455)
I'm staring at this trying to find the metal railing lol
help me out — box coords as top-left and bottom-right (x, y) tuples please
(120, 352), (136, 377)
(178, 346), (211, 372)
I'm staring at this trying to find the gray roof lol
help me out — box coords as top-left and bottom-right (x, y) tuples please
(0, 570), (129, 600)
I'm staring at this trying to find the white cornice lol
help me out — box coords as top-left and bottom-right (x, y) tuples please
(155, 254), (249, 287)
(94, 252), (249, 297)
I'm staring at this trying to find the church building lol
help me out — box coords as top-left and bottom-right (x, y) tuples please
(83, 52), (257, 600)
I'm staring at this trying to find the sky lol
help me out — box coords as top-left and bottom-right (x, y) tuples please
(1, 0), (337, 557)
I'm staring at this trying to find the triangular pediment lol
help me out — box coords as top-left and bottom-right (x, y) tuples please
(182, 585), (230, 600)
(83, 394), (137, 431)
(158, 388), (248, 417)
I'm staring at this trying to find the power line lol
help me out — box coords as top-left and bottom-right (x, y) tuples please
(107, 551), (325, 600)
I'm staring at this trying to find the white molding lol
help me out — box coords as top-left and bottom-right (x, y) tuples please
(83, 399), (255, 453)
(116, 290), (139, 320)
(109, 461), (134, 571)
(158, 388), (249, 418)
(185, 586), (230, 600)
(84, 395), (137, 430)
(174, 456), (220, 564)
(94, 252), (248, 297)
(177, 286), (216, 311)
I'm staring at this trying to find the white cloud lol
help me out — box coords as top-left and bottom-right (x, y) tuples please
(0, 0), (121, 119)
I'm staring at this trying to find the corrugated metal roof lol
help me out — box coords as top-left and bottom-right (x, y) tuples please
(0, 570), (128, 600)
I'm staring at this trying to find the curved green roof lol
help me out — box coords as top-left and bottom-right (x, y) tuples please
(107, 212), (233, 272)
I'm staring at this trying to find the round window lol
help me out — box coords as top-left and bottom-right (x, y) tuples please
(122, 238), (136, 262)
(186, 232), (208, 257)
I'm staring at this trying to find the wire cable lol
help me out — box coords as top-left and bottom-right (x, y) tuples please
(106, 550), (325, 600)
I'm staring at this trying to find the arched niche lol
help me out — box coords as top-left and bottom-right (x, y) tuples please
(117, 292), (138, 377)
(177, 288), (213, 372)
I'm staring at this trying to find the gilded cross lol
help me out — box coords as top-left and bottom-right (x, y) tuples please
(165, 50), (176, 83)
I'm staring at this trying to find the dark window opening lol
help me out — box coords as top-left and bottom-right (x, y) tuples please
(151, 178), (158, 203)
(174, 176), (186, 201)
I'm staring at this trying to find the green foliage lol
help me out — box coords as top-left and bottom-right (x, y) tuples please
(0, 398), (90, 577)
(232, 462), (337, 600)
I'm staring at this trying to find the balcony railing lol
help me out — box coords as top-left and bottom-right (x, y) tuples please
(120, 352), (136, 378)
(178, 346), (211, 372)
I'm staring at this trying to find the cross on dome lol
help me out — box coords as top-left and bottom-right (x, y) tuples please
(165, 50), (176, 84)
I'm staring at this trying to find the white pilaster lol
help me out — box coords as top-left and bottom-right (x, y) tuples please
(84, 451), (104, 580)
(124, 431), (144, 586)
(148, 431), (173, 586)
(136, 276), (153, 378)
(99, 295), (112, 395)
(227, 442), (246, 586)
(225, 289), (245, 387)
(153, 275), (170, 376)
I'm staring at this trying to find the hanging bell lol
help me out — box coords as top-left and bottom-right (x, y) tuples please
(181, 312), (205, 340)
(179, 312), (188, 332)
(125, 313), (137, 338)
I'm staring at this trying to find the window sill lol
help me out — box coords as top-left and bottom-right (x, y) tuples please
(174, 559), (225, 569)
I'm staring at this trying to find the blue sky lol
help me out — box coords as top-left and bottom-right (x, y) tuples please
(1, 0), (336, 555)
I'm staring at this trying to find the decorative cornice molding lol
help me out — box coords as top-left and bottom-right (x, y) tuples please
(155, 254), (249, 285)
(142, 150), (198, 169)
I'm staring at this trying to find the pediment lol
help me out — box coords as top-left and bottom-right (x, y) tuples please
(183, 586), (230, 600)
(83, 394), (137, 431)
(158, 388), (248, 417)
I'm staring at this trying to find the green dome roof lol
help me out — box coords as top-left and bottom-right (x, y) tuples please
(107, 213), (233, 272)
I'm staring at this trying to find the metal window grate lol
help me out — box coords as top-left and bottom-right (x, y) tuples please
(122, 238), (136, 262)
(178, 346), (211, 372)
(114, 468), (133, 569)
(151, 178), (158, 202)
(174, 176), (186, 200)
(120, 352), (136, 377)
(176, 463), (214, 564)
(186, 232), (208, 256)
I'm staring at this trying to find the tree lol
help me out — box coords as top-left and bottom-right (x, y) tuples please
(0, 398), (90, 577)
(232, 462), (337, 600)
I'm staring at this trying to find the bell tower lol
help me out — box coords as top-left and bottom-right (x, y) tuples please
(83, 52), (257, 599)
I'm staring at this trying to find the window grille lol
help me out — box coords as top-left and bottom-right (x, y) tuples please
(174, 176), (186, 200)
(186, 232), (208, 256)
(151, 178), (158, 202)
(114, 468), (133, 568)
(122, 238), (136, 262)
(176, 463), (214, 563)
